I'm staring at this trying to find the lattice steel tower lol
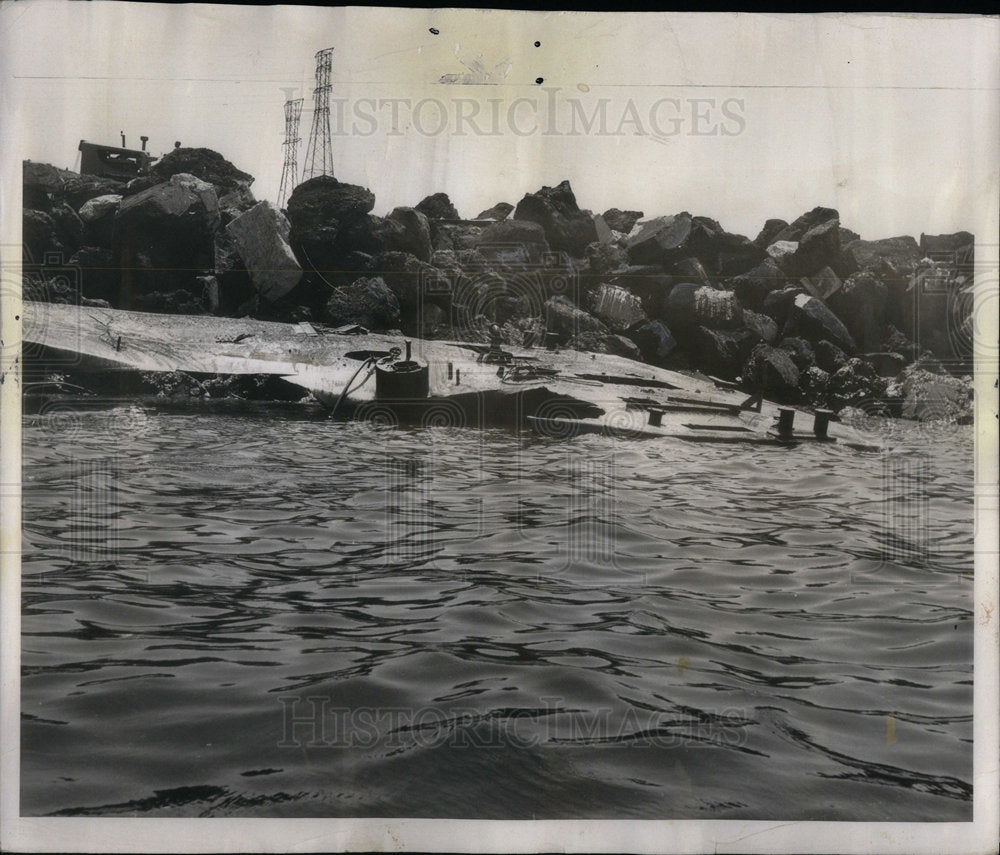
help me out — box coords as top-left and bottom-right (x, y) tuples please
(277, 98), (303, 208)
(301, 48), (335, 181)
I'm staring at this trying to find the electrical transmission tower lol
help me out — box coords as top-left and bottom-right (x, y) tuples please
(301, 47), (335, 182)
(277, 98), (304, 208)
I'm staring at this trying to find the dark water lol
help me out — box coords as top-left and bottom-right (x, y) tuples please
(20, 406), (974, 819)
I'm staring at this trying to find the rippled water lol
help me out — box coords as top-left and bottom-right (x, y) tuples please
(20, 406), (974, 819)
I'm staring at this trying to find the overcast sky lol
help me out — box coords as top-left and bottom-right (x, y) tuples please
(3, 3), (998, 242)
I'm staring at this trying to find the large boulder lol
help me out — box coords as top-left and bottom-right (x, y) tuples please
(753, 218), (788, 249)
(602, 208), (643, 234)
(23, 161), (76, 211)
(476, 202), (513, 221)
(513, 180), (597, 257)
(385, 206), (432, 262)
(77, 194), (121, 249)
(770, 209), (857, 278)
(23, 161), (124, 214)
(476, 219), (549, 264)
(839, 227), (861, 245)
(49, 202), (84, 251)
(685, 217), (765, 278)
(368, 251), (443, 331)
(815, 339), (849, 373)
(670, 257), (714, 290)
(285, 175), (377, 277)
(119, 172), (220, 232)
(589, 283), (646, 331)
(591, 213), (615, 245)
(68, 246), (119, 303)
(225, 201), (302, 303)
(662, 282), (743, 333)
(287, 175), (375, 231)
(78, 193), (121, 221)
(778, 336), (817, 371)
(212, 227), (253, 314)
(867, 351), (907, 378)
(325, 276), (400, 331)
(62, 175), (128, 212)
(608, 267), (673, 315)
(827, 358), (887, 410)
(788, 218), (851, 277)
(846, 235), (921, 271)
(415, 192), (459, 220)
(340, 215), (405, 259)
(741, 345), (801, 402)
(919, 231), (974, 258)
(23, 199), (84, 262)
(827, 271), (887, 354)
(627, 319), (678, 365)
(690, 326), (761, 379)
(742, 309), (779, 344)
(896, 362), (973, 422)
(783, 293), (856, 354)
(115, 173), (221, 301)
(627, 213), (693, 266)
(800, 366), (832, 406)
(766, 240), (799, 268)
(144, 147), (255, 214)
(544, 295), (606, 341)
(772, 207), (840, 243)
(586, 242), (629, 276)
(761, 286), (802, 326)
(432, 221), (487, 253)
(604, 334), (642, 360)
(800, 266), (843, 301)
(730, 259), (786, 310)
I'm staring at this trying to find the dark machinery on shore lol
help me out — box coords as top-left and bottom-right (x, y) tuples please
(78, 133), (160, 181)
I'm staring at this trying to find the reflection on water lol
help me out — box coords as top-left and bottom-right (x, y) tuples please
(21, 407), (973, 819)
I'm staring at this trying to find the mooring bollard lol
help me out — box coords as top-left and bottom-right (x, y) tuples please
(648, 408), (664, 427)
(777, 408), (795, 437)
(813, 409), (833, 439)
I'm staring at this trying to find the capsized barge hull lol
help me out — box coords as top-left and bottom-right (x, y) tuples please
(21, 302), (880, 450)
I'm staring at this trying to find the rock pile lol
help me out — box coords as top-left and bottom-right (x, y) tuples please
(23, 152), (975, 421)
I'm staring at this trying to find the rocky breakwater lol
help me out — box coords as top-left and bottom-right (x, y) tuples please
(23, 151), (974, 423)
(23, 147), (265, 315)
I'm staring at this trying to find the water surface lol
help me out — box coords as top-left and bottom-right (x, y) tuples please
(21, 408), (973, 819)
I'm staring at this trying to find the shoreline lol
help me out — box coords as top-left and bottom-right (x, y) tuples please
(22, 148), (975, 426)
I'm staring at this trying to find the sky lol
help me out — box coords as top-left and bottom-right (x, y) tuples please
(2, 3), (998, 242)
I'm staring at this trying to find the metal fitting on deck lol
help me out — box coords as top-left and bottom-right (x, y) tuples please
(813, 409), (833, 439)
(777, 408), (795, 438)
